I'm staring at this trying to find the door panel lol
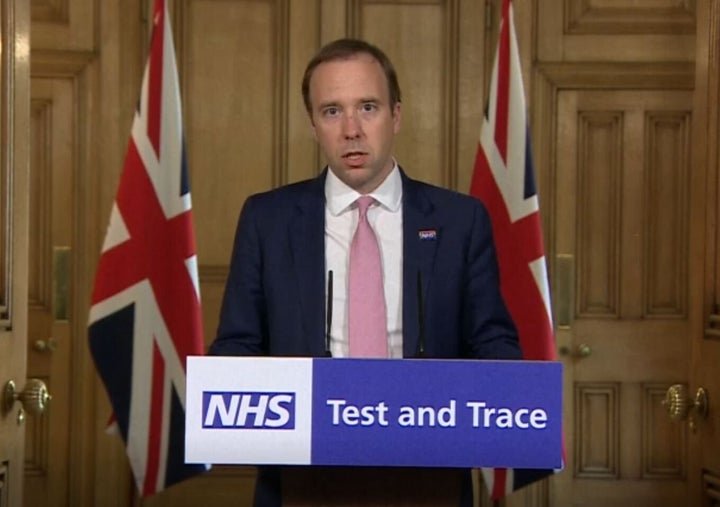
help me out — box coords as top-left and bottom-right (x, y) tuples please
(24, 76), (75, 507)
(694, 0), (720, 505)
(555, 89), (695, 506)
(0, 1), (31, 506)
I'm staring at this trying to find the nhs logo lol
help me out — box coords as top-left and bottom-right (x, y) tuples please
(186, 357), (314, 465)
(202, 391), (296, 429)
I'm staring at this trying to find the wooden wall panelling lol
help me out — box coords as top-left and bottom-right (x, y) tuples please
(701, 0), (720, 330)
(350, 0), (458, 189)
(456, 0), (492, 194)
(537, 0), (695, 63)
(0, 1), (31, 505)
(318, 0), (344, 43)
(287, 0), (322, 184)
(565, 0), (695, 35)
(31, 0), (95, 51)
(181, 0), (277, 352)
(176, 1), (322, 374)
(344, 0), (495, 193)
(181, 0), (285, 267)
(695, 0), (720, 505)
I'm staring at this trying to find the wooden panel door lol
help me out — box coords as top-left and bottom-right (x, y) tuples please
(28, 0), (140, 506)
(692, 0), (720, 504)
(24, 70), (80, 507)
(0, 1), (31, 506)
(531, 2), (698, 505)
(553, 87), (696, 506)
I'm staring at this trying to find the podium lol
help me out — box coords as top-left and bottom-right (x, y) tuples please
(185, 356), (563, 504)
(282, 466), (463, 506)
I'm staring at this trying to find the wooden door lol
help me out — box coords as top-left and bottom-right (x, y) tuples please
(691, 0), (720, 504)
(530, 1), (699, 505)
(0, 1), (32, 506)
(27, 0), (121, 505)
(24, 73), (77, 507)
(552, 86), (696, 506)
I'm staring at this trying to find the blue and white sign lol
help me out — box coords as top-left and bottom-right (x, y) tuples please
(185, 357), (563, 469)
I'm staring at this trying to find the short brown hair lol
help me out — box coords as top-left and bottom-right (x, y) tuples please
(301, 38), (402, 114)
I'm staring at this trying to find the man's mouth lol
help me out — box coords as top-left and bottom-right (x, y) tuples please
(343, 150), (368, 167)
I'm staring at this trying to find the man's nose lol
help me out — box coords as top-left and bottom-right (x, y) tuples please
(342, 112), (362, 139)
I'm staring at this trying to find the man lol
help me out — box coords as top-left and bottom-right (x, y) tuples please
(210, 38), (521, 506)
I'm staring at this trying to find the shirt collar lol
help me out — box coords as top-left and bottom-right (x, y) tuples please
(325, 162), (403, 216)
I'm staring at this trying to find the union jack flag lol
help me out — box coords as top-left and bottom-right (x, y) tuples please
(88, 0), (209, 496)
(470, 0), (563, 499)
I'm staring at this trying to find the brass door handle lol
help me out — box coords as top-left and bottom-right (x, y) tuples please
(559, 343), (592, 359)
(2, 378), (52, 418)
(663, 384), (708, 432)
(33, 338), (58, 353)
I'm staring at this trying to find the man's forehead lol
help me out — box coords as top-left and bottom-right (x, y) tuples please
(312, 54), (382, 78)
(309, 55), (389, 99)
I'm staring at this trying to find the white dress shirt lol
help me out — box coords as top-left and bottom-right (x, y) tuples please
(325, 165), (404, 358)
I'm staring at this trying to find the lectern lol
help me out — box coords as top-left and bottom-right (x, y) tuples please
(185, 356), (563, 506)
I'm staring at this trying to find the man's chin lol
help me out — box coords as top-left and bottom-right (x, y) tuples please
(339, 170), (375, 192)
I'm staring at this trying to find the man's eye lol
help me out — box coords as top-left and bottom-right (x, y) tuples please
(323, 107), (339, 117)
(361, 103), (377, 112)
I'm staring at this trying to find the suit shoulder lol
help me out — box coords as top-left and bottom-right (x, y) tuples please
(240, 176), (322, 214)
(248, 177), (318, 202)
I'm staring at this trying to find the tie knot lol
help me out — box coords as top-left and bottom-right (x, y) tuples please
(356, 196), (374, 219)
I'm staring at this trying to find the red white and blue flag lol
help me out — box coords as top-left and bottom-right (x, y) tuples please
(470, 0), (563, 499)
(88, 0), (209, 496)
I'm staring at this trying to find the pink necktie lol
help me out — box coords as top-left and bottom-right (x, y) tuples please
(348, 196), (388, 357)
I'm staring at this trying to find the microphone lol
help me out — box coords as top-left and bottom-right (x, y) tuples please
(416, 270), (426, 358)
(325, 270), (333, 357)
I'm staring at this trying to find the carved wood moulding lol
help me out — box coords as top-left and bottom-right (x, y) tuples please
(565, 0), (695, 35)
(31, 0), (69, 25)
(574, 383), (619, 478)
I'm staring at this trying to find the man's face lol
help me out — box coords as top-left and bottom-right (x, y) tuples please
(308, 53), (401, 194)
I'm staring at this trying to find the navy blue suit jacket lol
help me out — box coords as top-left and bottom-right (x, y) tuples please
(209, 168), (521, 505)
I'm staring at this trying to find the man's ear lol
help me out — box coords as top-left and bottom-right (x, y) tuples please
(309, 114), (318, 141)
(392, 102), (402, 133)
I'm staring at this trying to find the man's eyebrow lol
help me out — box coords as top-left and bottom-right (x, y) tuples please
(316, 100), (340, 110)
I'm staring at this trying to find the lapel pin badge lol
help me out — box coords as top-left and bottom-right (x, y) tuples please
(418, 229), (437, 241)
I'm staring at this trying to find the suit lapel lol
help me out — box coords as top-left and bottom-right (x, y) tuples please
(289, 172), (327, 356)
(401, 173), (439, 357)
